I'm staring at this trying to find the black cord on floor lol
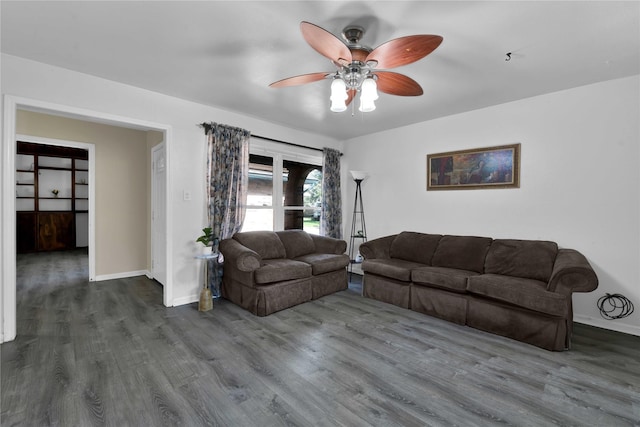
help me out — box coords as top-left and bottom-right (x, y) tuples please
(597, 293), (634, 320)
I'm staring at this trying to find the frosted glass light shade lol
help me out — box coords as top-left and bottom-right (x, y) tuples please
(358, 98), (376, 112)
(359, 77), (378, 112)
(331, 99), (347, 112)
(360, 78), (379, 101)
(330, 79), (348, 112)
(350, 170), (368, 181)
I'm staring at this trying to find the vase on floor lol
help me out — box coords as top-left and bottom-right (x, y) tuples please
(198, 286), (212, 311)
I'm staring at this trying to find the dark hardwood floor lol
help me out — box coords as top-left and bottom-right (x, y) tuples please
(2, 249), (640, 426)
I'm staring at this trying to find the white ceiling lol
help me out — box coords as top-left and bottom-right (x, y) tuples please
(2, 1), (639, 140)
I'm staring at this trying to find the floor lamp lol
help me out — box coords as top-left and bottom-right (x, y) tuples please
(349, 171), (368, 280)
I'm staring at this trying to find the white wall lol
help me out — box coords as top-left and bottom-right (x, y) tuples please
(16, 110), (151, 278)
(343, 75), (640, 336)
(1, 53), (341, 324)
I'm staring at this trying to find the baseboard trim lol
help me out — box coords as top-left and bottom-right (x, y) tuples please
(94, 270), (151, 282)
(173, 294), (198, 307)
(574, 315), (640, 337)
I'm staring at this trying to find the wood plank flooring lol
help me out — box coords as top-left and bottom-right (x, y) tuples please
(2, 249), (640, 426)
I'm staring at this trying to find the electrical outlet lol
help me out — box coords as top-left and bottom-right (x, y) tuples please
(183, 190), (191, 201)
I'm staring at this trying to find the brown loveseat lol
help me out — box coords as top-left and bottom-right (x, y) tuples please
(219, 230), (349, 316)
(359, 232), (599, 351)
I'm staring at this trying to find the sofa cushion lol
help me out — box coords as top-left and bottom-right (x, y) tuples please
(362, 259), (426, 282)
(412, 266), (479, 293)
(254, 259), (312, 285)
(310, 234), (347, 255)
(389, 232), (442, 265)
(294, 253), (350, 275)
(276, 230), (316, 259)
(431, 235), (492, 273)
(467, 274), (567, 317)
(233, 231), (286, 260)
(485, 239), (558, 282)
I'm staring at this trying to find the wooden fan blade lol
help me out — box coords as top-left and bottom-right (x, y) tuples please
(346, 89), (356, 106)
(375, 71), (424, 96)
(300, 21), (352, 65)
(269, 72), (329, 88)
(366, 35), (443, 69)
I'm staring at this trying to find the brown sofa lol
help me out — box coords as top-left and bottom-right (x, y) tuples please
(219, 230), (349, 316)
(359, 231), (599, 351)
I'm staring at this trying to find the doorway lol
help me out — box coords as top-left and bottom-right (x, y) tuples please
(2, 96), (173, 343)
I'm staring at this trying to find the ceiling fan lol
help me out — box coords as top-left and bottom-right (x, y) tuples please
(269, 21), (443, 113)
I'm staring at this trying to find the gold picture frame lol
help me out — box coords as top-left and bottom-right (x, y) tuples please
(427, 143), (520, 190)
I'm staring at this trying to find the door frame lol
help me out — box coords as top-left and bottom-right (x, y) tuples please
(2, 95), (174, 343)
(151, 142), (167, 286)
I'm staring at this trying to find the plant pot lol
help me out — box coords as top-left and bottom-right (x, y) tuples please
(202, 246), (213, 255)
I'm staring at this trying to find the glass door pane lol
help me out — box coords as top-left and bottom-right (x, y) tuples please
(244, 155), (274, 231)
(282, 160), (321, 234)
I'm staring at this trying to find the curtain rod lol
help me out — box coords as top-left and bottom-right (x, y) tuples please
(199, 122), (342, 156)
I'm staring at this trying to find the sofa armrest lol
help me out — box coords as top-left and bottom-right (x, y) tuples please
(310, 234), (347, 254)
(547, 249), (598, 295)
(359, 234), (398, 260)
(219, 238), (262, 272)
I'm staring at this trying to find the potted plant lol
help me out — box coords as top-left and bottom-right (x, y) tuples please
(196, 227), (217, 254)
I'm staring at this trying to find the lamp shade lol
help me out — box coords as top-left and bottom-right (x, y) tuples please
(360, 78), (379, 101)
(330, 79), (348, 112)
(331, 99), (347, 113)
(358, 77), (378, 112)
(358, 98), (376, 112)
(350, 170), (368, 181)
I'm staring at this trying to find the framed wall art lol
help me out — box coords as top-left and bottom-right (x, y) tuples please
(427, 143), (520, 191)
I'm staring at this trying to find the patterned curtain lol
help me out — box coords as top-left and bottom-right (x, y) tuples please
(321, 148), (342, 238)
(206, 122), (250, 243)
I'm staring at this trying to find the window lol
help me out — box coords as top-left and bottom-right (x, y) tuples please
(244, 149), (322, 234)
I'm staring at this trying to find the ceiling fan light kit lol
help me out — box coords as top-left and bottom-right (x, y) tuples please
(270, 21), (443, 115)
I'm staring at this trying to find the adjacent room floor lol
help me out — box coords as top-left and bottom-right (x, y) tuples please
(2, 249), (639, 426)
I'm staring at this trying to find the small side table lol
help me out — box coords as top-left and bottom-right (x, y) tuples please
(195, 253), (217, 311)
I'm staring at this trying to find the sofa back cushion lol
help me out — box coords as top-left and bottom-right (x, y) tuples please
(276, 230), (316, 259)
(431, 235), (493, 273)
(484, 239), (558, 282)
(390, 232), (442, 265)
(233, 231), (286, 260)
